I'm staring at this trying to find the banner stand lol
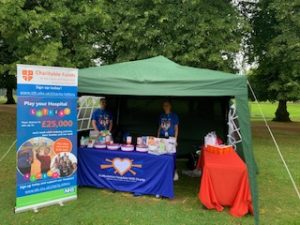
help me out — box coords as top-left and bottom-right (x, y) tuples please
(15, 65), (78, 213)
(15, 196), (77, 213)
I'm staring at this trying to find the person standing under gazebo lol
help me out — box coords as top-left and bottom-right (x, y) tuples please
(92, 98), (113, 133)
(157, 99), (179, 181)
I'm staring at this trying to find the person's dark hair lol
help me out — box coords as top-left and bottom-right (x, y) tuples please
(100, 98), (106, 102)
(162, 99), (172, 105)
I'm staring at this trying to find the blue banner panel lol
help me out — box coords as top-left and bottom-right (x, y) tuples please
(16, 65), (78, 212)
(78, 148), (175, 198)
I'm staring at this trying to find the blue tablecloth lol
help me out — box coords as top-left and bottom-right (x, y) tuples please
(78, 148), (175, 198)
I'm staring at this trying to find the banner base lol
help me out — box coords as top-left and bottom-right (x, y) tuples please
(15, 195), (77, 214)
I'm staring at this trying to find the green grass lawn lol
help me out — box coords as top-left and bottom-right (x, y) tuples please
(0, 96), (15, 104)
(250, 101), (300, 121)
(0, 104), (299, 225)
(0, 96), (6, 104)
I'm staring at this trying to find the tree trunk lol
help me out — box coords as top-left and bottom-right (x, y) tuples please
(273, 100), (291, 122)
(5, 87), (16, 104)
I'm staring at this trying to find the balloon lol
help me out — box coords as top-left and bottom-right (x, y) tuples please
(42, 173), (48, 179)
(64, 108), (71, 115)
(48, 110), (54, 116)
(36, 110), (43, 117)
(30, 109), (36, 116)
(47, 171), (53, 177)
(42, 108), (48, 116)
(36, 173), (42, 179)
(30, 175), (36, 182)
(58, 110), (65, 117)
(24, 173), (30, 181)
(52, 172), (59, 178)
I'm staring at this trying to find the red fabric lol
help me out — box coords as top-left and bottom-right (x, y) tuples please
(36, 155), (51, 172)
(216, 137), (223, 145)
(198, 145), (253, 217)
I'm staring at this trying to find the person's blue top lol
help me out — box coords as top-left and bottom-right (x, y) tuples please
(159, 112), (179, 137)
(92, 109), (113, 131)
(18, 150), (33, 168)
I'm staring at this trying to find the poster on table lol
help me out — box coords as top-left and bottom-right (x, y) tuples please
(15, 65), (78, 213)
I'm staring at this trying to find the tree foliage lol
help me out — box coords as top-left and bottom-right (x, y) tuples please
(104, 0), (247, 73)
(0, 0), (111, 71)
(247, 0), (300, 121)
(0, 0), (111, 103)
(0, 0), (247, 72)
(0, 0), (247, 103)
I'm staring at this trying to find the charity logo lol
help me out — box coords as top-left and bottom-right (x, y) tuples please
(99, 115), (110, 128)
(100, 158), (142, 176)
(22, 69), (34, 82)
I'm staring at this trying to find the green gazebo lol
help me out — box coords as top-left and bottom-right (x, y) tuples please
(78, 56), (259, 224)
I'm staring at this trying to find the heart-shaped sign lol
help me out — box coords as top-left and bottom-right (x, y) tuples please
(112, 158), (132, 176)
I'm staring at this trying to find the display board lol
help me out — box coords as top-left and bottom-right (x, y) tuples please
(15, 65), (78, 213)
(77, 96), (102, 131)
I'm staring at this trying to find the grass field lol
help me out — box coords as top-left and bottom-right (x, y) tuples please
(250, 101), (300, 121)
(0, 103), (299, 225)
(0, 96), (16, 104)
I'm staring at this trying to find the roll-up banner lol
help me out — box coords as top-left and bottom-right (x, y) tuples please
(15, 65), (78, 213)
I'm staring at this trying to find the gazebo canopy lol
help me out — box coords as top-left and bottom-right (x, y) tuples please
(78, 56), (259, 224)
(79, 56), (246, 96)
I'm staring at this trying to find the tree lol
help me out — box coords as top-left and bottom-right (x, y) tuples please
(103, 0), (248, 73)
(0, 0), (111, 103)
(0, 0), (249, 103)
(0, 39), (16, 104)
(247, 0), (300, 121)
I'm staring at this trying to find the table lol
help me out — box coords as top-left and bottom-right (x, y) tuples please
(78, 147), (175, 198)
(198, 145), (253, 217)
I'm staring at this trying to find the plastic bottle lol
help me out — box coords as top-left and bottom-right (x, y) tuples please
(80, 136), (85, 147)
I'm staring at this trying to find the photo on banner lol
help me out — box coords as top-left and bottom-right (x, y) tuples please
(15, 65), (78, 213)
